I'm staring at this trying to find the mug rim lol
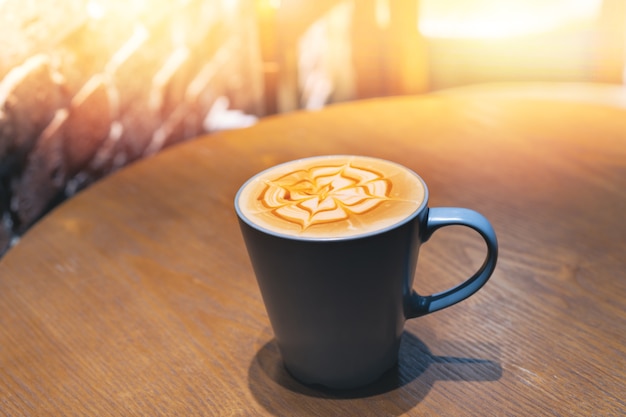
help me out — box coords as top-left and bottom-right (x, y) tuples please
(234, 155), (429, 242)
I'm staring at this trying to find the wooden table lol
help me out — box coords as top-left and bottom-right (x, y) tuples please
(1, 83), (624, 416)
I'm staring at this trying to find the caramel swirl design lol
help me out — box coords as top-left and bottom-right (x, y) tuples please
(258, 163), (392, 229)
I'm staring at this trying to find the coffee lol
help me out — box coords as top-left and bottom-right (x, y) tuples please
(236, 155), (498, 388)
(236, 155), (426, 239)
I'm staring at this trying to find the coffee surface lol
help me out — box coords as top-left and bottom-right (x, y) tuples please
(237, 156), (426, 238)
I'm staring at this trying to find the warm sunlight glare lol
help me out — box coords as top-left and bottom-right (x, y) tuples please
(419, 0), (603, 39)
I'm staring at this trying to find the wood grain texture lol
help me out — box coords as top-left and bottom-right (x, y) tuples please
(1, 84), (625, 416)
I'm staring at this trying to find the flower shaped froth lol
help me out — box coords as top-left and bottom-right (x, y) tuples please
(258, 163), (391, 229)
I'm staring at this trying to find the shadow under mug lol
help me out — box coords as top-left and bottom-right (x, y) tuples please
(236, 159), (498, 389)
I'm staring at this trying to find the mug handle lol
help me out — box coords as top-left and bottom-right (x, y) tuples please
(406, 207), (498, 318)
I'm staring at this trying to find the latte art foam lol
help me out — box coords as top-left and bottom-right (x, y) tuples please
(260, 163), (391, 229)
(237, 156), (426, 239)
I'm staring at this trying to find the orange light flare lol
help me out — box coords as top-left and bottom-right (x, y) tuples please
(416, 0), (621, 89)
(418, 0), (603, 40)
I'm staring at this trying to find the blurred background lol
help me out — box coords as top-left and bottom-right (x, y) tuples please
(1, 0), (625, 255)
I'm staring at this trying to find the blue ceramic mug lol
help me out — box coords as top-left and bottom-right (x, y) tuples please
(235, 155), (498, 389)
